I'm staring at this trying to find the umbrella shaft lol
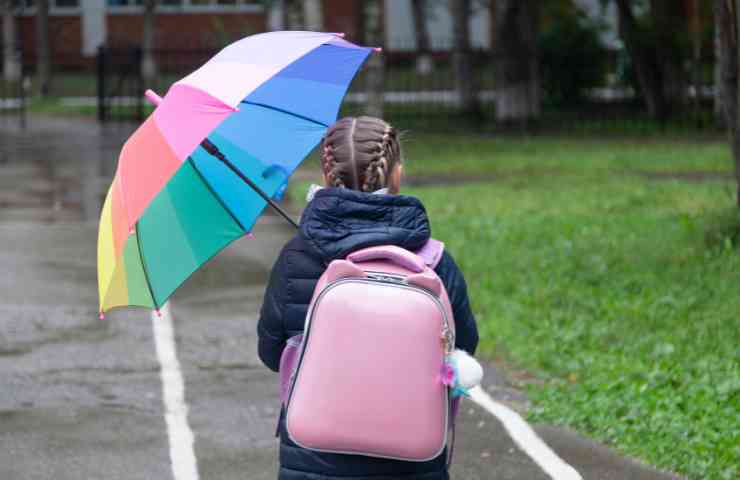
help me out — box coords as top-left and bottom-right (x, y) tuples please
(200, 139), (299, 230)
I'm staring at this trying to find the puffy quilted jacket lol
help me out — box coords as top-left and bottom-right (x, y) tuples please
(258, 187), (479, 480)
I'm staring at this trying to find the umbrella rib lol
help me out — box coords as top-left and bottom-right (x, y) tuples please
(200, 139), (300, 230)
(187, 156), (247, 233)
(240, 100), (329, 128)
(135, 224), (158, 309)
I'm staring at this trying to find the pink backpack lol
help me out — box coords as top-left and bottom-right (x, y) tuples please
(278, 240), (456, 461)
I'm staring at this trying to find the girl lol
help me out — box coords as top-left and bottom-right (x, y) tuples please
(258, 116), (479, 480)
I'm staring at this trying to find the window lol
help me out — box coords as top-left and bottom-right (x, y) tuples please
(107, 0), (143, 6)
(106, 0), (261, 10)
(17, 0), (80, 10)
(181, 0), (261, 7)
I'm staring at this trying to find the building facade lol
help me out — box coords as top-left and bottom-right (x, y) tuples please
(8, 0), (500, 67)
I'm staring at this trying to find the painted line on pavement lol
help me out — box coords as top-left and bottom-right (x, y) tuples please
(152, 302), (200, 480)
(469, 386), (582, 480)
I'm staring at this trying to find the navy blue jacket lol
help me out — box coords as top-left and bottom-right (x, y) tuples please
(258, 188), (479, 480)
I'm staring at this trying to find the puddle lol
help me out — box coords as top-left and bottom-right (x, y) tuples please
(0, 117), (135, 223)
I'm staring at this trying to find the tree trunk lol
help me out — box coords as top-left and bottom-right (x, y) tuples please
(715, 5), (725, 126)
(733, 0), (740, 206)
(651, 0), (688, 107)
(304, 0), (322, 31)
(363, 0), (384, 119)
(714, 0), (740, 206)
(687, 0), (702, 117)
(452, 0), (478, 116)
(493, 0), (540, 121)
(2, 0), (20, 84)
(35, 0), (51, 96)
(411, 0), (432, 75)
(615, 0), (668, 120)
(283, 0), (305, 30)
(141, 0), (157, 89)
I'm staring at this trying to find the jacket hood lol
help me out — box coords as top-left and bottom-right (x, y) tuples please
(299, 187), (431, 261)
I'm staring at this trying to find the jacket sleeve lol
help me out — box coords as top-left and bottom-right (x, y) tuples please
(257, 248), (289, 372)
(435, 250), (479, 355)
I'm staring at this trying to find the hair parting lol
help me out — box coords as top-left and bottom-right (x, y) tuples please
(319, 116), (401, 193)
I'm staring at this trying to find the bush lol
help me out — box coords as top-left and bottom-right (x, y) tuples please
(539, 4), (610, 106)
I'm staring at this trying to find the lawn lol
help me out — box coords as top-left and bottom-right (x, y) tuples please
(403, 137), (739, 480)
(398, 134), (731, 176)
(291, 136), (739, 479)
(296, 133), (730, 181)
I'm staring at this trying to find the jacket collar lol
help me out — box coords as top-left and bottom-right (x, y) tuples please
(299, 187), (431, 261)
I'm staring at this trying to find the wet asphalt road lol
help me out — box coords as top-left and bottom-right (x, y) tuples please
(0, 116), (681, 479)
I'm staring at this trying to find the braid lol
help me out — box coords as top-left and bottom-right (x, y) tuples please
(361, 123), (393, 192)
(320, 116), (401, 193)
(321, 142), (345, 188)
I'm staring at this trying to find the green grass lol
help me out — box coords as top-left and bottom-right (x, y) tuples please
(403, 140), (739, 480)
(25, 97), (97, 117)
(296, 134), (731, 183)
(399, 134), (731, 176)
(290, 136), (739, 479)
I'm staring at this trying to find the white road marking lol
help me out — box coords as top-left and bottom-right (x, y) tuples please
(152, 302), (200, 480)
(469, 386), (583, 480)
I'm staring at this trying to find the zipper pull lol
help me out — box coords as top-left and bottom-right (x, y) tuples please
(441, 325), (453, 354)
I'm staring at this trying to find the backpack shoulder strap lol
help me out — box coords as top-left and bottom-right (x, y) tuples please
(415, 238), (445, 269)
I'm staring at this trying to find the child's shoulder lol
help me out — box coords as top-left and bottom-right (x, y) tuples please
(273, 234), (325, 272)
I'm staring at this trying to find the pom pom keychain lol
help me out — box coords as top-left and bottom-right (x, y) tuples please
(441, 349), (484, 398)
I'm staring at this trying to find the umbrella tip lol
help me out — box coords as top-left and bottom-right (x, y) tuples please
(373, 47), (383, 53)
(155, 308), (162, 318)
(145, 89), (163, 107)
(99, 311), (105, 321)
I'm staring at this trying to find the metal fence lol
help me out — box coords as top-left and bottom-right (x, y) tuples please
(94, 45), (719, 134)
(0, 46), (27, 129)
(97, 47), (218, 122)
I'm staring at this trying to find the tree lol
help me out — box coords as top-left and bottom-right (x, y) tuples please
(651, 0), (689, 107)
(36, 0), (51, 96)
(283, 0), (305, 30)
(686, 0), (703, 120)
(363, 0), (384, 118)
(451, 0), (478, 115)
(411, 0), (433, 75)
(304, 0), (323, 31)
(2, 0), (20, 84)
(493, 0), (540, 121)
(715, 6), (724, 125)
(613, 0), (691, 120)
(141, 0), (157, 89)
(539, 2), (609, 106)
(714, 0), (740, 206)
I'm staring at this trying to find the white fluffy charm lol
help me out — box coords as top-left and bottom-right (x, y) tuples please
(441, 349), (484, 398)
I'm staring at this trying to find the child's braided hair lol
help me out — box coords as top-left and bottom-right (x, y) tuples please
(320, 116), (401, 192)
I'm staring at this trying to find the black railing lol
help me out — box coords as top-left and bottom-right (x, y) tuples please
(0, 45), (27, 129)
(97, 46), (145, 122)
(95, 45), (720, 133)
(97, 46), (223, 122)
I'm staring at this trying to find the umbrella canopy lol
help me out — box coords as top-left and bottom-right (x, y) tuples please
(98, 31), (373, 315)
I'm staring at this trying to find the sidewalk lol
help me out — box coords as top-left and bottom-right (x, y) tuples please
(0, 115), (682, 479)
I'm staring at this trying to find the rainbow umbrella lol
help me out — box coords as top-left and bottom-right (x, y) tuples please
(97, 31), (374, 317)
